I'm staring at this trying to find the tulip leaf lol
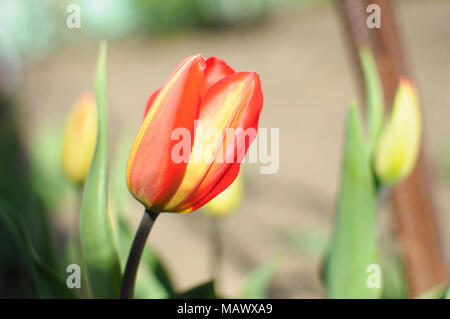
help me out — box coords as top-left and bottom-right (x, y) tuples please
(115, 219), (174, 298)
(285, 227), (328, 257)
(445, 287), (450, 299)
(172, 281), (217, 299)
(359, 46), (385, 157)
(415, 284), (448, 299)
(0, 104), (57, 271)
(0, 197), (77, 298)
(139, 243), (175, 298)
(324, 103), (381, 298)
(380, 254), (408, 299)
(241, 257), (280, 299)
(80, 42), (122, 298)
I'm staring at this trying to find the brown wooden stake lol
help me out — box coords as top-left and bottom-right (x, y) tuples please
(337, 0), (447, 296)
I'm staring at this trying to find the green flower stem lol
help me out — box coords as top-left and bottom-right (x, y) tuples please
(75, 188), (91, 298)
(210, 218), (222, 279)
(120, 209), (159, 299)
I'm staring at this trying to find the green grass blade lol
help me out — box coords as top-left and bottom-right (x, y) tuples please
(80, 42), (122, 298)
(359, 46), (385, 157)
(241, 257), (280, 299)
(324, 103), (381, 298)
(116, 219), (173, 298)
(285, 227), (327, 257)
(139, 247), (175, 297)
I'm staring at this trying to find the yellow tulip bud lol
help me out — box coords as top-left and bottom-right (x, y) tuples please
(61, 92), (98, 184)
(374, 79), (422, 186)
(203, 173), (243, 218)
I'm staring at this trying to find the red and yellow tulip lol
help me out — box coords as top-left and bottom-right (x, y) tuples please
(126, 55), (263, 213)
(62, 92), (98, 184)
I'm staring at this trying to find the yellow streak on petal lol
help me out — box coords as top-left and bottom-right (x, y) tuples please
(126, 55), (200, 191)
(165, 77), (251, 210)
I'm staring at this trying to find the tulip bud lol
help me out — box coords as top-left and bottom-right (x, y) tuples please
(61, 92), (98, 184)
(126, 55), (263, 213)
(203, 173), (243, 218)
(374, 79), (422, 186)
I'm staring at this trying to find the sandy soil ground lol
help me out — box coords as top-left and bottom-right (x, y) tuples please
(19, 0), (450, 298)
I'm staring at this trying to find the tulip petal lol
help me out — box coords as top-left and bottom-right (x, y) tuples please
(165, 72), (263, 212)
(143, 88), (161, 118)
(186, 163), (241, 213)
(127, 55), (206, 210)
(200, 57), (235, 98)
(374, 78), (421, 185)
(61, 92), (98, 184)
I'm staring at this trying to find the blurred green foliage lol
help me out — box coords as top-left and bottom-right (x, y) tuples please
(0, 0), (56, 61)
(380, 252), (408, 299)
(80, 43), (122, 298)
(0, 198), (76, 298)
(29, 124), (75, 209)
(0, 95), (59, 297)
(359, 47), (385, 158)
(324, 103), (381, 299)
(285, 227), (327, 257)
(442, 142), (450, 181)
(0, 0), (329, 65)
(323, 48), (413, 299)
(242, 257), (280, 299)
(415, 284), (448, 299)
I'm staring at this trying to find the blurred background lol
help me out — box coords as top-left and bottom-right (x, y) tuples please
(1, 0), (450, 298)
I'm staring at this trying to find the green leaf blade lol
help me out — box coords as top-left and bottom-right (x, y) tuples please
(359, 47), (385, 157)
(80, 42), (122, 298)
(415, 284), (447, 299)
(324, 103), (381, 299)
(242, 257), (280, 299)
(0, 197), (77, 298)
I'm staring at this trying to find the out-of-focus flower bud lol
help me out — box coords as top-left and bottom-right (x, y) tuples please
(203, 173), (243, 218)
(374, 79), (422, 186)
(61, 92), (98, 184)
